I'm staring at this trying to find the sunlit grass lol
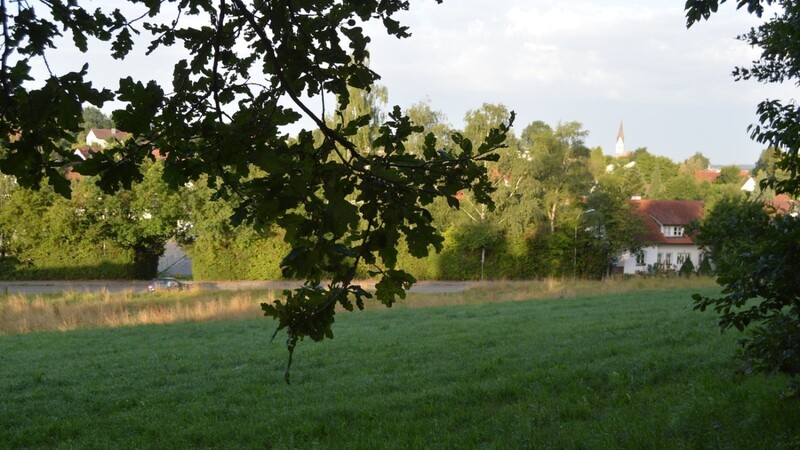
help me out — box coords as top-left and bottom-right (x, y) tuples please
(1, 283), (797, 449)
(0, 277), (717, 335)
(398, 276), (718, 308)
(0, 288), (274, 335)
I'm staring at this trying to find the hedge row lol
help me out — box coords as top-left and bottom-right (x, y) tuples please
(186, 227), (585, 281)
(0, 240), (134, 280)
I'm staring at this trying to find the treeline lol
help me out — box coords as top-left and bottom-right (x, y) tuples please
(0, 95), (774, 280)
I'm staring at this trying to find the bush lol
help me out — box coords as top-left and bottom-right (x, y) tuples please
(0, 241), (135, 280)
(693, 196), (800, 389)
(187, 232), (288, 280)
(678, 258), (695, 277)
(697, 255), (714, 276)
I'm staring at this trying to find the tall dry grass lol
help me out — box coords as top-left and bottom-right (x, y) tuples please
(0, 288), (274, 335)
(0, 277), (719, 334)
(398, 276), (719, 308)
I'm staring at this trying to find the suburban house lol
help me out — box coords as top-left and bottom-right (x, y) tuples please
(769, 193), (798, 215)
(85, 128), (130, 148)
(616, 199), (705, 275)
(694, 168), (755, 191)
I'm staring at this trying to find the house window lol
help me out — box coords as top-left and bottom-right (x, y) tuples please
(665, 253), (673, 268)
(635, 251), (646, 266)
(657, 253), (662, 264)
(663, 226), (684, 237)
(677, 253), (691, 266)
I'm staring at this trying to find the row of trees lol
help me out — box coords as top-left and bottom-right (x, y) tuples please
(0, 98), (768, 281)
(0, 159), (189, 279)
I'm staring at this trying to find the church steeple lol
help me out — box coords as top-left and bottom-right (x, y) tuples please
(615, 121), (625, 157)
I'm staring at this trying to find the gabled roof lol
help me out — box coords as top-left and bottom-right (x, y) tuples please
(741, 176), (757, 192)
(632, 199), (704, 245)
(73, 145), (97, 160)
(695, 170), (720, 184)
(635, 199), (704, 225)
(89, 128), (130, 141)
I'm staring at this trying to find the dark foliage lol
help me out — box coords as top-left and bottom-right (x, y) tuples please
(693, 197), (800, 383)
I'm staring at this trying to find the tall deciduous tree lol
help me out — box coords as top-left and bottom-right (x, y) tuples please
(581, 177), (643, 278)
(686, 0), (800, 389)
(680, 152), (711, 175)
(79, 160), (190, 279)
(0, 182), (52, 266)
(522, 121), (592, 233)
(588, 146), (609, 181)
(693, 197), (800, 385)
(648, 163), (666, 199)
(326, 85), (389, 155)
(405, 101), (452, 156)
(716, 164), (745, 185)
(0, 174), (15, 260)
(80, 107), (114, 132)
(753, 146), (788, 183)
(630, 148), (679, 185)
(0, 1), (512, 379)
(449, 104), (514, 279)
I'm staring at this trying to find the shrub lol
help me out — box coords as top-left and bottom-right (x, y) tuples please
(678, 258), (695, 277)
(693, 196), (800, 390)
(697, 255), (714, 276)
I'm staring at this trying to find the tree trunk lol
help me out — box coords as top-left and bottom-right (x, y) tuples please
(480, 246), (486, 281)
(548, 204), (557, 233)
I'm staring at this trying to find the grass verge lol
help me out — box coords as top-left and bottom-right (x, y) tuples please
(0, 277), (719, 334)
(1, 283), (798, 448)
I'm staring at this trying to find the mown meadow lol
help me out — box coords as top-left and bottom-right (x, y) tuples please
(1, 279), (798, 448)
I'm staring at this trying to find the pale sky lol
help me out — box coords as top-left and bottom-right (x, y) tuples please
(38, 0), (794, 166)
(360, 0), (793, 166)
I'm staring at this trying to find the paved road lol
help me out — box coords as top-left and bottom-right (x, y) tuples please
(0, 280), (483, 295)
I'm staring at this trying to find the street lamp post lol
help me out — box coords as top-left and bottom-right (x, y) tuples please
(573, 208), (596, 278)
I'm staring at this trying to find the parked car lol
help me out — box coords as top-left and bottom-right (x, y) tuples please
(147, 277), (186, 292)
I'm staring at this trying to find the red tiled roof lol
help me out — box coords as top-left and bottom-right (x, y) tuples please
(150, 148), (166, 160)
(632, 199), (705, 245)
(73, 145), (97, 160)
(769, 194), (795, 214)
(695, 170), (720, 184)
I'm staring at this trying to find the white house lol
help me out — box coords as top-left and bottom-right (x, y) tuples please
(86, 128), (130, 148)
(616, 199), (705, 274)
(741, 176), (757, 192)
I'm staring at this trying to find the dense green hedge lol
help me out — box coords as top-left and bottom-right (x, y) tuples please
(185, 226), (584, 281)
(0, 240), (134, 280)
(0, 225), (607, 281)
(186, 229), (289, 280)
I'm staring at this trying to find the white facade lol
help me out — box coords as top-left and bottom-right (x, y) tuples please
(617, 244), (703, 275)
(86, 129), (109, 148)
(86, 128), (126, 148)
(741, 177), (757, 192)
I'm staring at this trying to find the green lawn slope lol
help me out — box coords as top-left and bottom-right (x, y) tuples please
(1, 286), (797, 448)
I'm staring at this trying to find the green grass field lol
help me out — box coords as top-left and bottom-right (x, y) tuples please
(1, 284), (798, 449)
